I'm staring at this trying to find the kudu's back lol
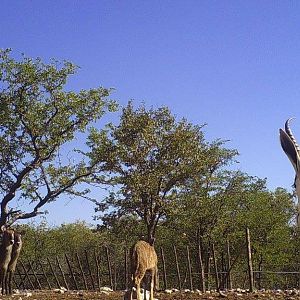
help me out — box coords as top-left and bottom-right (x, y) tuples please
(131, 240), (157, 276)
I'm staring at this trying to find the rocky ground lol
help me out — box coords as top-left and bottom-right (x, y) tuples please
(3, 288), (300, 300)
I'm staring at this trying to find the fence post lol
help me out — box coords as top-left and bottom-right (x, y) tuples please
(173, 245), (182, 290)
(56, 256), (69, 290)
(46, 257), (60, 289)
(246, 227), (254, 292)
(16, 265), (26, 289)
(65, 254), (78, 290)
(124, 247), (129, 290)
(105, 246), (114, 290)
(94, 250), (101, 291)
(206, 251), (211, 290)
(198, 240), (206, 293)
(211, 243), (219, 291)
(258, 254), (263, 290)
(186, 245), (193, 291)
(85, 250), (95, 290)
(29, 260), (42, 289)
(18, 260), (35, 290)
(160, 247), (167, 290)
(76, 253), (88, 290)
(38, 259), (52, 289)
(226, 239), (232, 290)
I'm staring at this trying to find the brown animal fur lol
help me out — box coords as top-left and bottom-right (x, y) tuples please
(6, 232), (22, 295)
(0, 227), (14, 295)
(130, 240), (158, 300)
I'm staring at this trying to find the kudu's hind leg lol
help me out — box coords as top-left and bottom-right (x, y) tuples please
(8, 271), (13, 295)
(150, 269), (156, 300)
(135, 271), (145, 300)
(1, 269), (7, 295)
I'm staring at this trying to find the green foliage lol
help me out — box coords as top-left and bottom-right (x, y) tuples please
(20, 221), (106, 262)
(0, 49), (117, 226)
(85, 102), (237, 241)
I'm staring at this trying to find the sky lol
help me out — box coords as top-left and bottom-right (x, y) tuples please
(1, 1), (300, 226)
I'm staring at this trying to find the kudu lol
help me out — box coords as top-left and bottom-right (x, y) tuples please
(280, 118), (300, 225)
(6, 232), (22, 295)
(0, 226), (14, 295)
(129, 240), (158, 300)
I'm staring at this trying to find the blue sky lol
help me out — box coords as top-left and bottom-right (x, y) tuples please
(1, 1), (300, 226)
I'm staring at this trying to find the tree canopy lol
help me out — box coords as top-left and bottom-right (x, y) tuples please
(85, 102), (238, 242)
(0, 49), (117, 226)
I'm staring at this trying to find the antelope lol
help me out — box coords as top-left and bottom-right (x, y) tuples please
(6, 232), (22, 295)
(280, 118), (300, 225)
(0, 226), (14, 295)
(130, 240), (158, 300)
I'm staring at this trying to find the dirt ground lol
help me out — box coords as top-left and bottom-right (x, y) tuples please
(3, 290), (300, 300)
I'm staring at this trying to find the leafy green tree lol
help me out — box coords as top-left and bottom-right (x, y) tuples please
(0, 49), (117, 226)
(86, 102), (224, 242)
(168, 168), (294, 284)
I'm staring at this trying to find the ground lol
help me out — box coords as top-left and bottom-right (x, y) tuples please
(3, 290), (300, 300)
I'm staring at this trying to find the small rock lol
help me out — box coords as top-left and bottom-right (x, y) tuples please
(219, 291), (227, 298)
(101, 291), (110, 296)
(194, 289), (202, 295)
(100, 286), (113, 292)
(53, 288), (65, 294)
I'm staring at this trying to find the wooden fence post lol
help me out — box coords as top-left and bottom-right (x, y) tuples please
(105, 246), (114, 290)
(76, 253), (88, 290)
(94, 250), (101, 291)
(19, 260), (35, 290)
(160, 247), (167, 290)
(38, 259), (52, 289)
(206, 252), (211, 291)
(29, 260), (42, 289)
(16, 265), (26, 289)
(186, 246), (193, 291)
(258, 254), (263, 290)
(246, 227), (254, 292)
(65, 254), (78, 290)
(47, 257), (60, 289)
(173, 245), (182, 290)
(124, 247), (129, 290)
(85, 250), (95, 290)
(226, 239), (232, 290)
(56, 256), (69, 290)
(211, 243), (219, 291)
(198, 240), (206, 293)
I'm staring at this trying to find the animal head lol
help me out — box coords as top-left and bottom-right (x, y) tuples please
(0, 226), (14, 246)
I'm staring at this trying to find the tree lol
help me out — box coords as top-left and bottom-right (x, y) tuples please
(165, 151), (240, 244)
(85, 102), (236, 242)
(0, 49), (117, 226)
